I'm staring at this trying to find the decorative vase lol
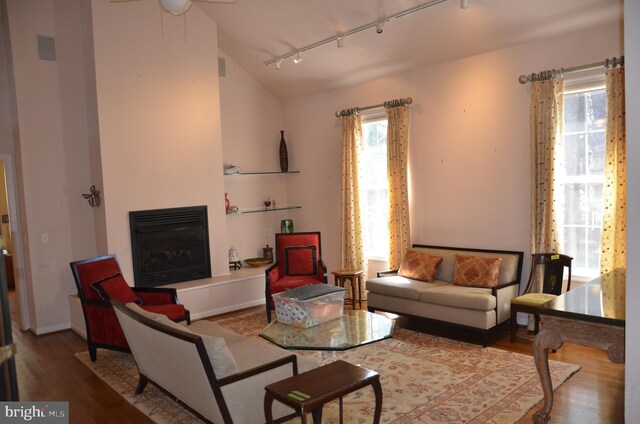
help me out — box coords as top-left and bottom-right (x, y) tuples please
(225, 193), (230, 214)
(281, 219), (294, 234)
(279, 130), (289, 173)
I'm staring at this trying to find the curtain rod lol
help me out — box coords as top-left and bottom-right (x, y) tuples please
(335, 97), (413, 117)
(518, 56), (624, 84)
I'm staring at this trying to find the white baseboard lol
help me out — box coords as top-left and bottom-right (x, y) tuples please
(34, 322), (71, 335)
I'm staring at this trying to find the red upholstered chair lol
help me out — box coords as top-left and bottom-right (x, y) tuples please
(70, 254), (190, 362)
(265, 232), (327, 322)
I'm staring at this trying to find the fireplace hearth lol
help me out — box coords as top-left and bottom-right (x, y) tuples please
(129, 206), (211, 287)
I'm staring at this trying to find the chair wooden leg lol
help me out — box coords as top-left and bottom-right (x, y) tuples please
(534, 313), (540, 334)
(89, 343), (97, 363)
(266, 304), (272, 323)
(135, 374), (149, 395)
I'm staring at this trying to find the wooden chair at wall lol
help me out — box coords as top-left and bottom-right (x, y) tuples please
(510, 253), (572, 342)
(264, 232), (327, 322)
(70, 254), (190, 362)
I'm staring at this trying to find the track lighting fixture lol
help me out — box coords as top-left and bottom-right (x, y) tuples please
(264, 0), (450, 67)
(460, 0), (468, 9)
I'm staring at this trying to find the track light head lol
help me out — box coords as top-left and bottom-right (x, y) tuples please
(337, 37), (344, 48)
(275, 58), (282, 69)
(460, 0), (468, 9)
(293, 51), (303, 64)
(376, 21), (384, 34)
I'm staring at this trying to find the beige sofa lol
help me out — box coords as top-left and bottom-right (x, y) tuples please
(112, 301), (318, 424)
(366, 245), (523, 346)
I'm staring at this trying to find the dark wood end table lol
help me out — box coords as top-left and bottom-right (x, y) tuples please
(264, 360), (382, 424)
(332, 269), (365, 309)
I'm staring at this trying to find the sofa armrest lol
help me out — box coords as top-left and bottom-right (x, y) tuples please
(492, 280), (520, 324)
(377, 269), (399, 278)
(133, 287), (180, 305)
(217, 354), (298, 386)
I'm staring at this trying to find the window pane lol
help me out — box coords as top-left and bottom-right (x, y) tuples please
(586, 90), (606, 131)
(587, 227), (601, 270)
(361, 119), (389, 259)
(564, 227), (586, 268)
(564, 134), (586, 176)
(564, 183), (586, 225)
(588, 183), (603, 227)
(564, 93), (585, 132)
(587, 131), (605, 175)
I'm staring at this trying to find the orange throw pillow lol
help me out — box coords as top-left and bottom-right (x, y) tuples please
(398, 250), (443, 283)
(453, 255), (502, 288)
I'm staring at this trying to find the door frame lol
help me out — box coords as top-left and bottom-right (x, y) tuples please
(0, 154), (29, 331)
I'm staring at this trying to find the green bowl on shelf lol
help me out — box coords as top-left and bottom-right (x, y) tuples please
(244, 257), (272, 267)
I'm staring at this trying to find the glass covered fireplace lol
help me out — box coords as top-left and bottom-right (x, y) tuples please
(129, 205), (211, 287)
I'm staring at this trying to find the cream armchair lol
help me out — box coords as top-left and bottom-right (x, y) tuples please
(112, 301), (318, 423)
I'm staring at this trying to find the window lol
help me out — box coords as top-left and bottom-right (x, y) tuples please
(560, 85), (606, 277)
(360, 117), (389, 260)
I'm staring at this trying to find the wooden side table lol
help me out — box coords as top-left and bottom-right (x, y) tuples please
(332, 269), (364, 309)
(264, 360), (382, 424)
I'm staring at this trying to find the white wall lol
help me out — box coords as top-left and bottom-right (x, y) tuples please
(625, 1), (640, 421)
(90, 0), (228, 278)
(6, 0), (97, 333)
(218, 49), (294, 261)
(284, 22), (622, 281)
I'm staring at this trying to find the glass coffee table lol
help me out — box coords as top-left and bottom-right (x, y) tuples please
(259, 310), (395, 350)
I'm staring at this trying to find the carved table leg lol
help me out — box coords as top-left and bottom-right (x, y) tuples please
(532, 329), (563, 424)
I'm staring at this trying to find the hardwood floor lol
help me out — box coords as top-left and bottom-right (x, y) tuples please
(8, 292), (624, 423)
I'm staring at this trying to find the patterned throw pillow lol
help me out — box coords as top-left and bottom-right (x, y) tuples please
(398, 249), (443, 283)
(453, 255), (502, 288)
(90, 273), (141, 304)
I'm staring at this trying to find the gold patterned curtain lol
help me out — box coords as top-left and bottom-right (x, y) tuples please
(340, 114), (367, 295)
(386, 105), (411, 269)
(600, 66), (626, 314)
(530, 78), (563, 292)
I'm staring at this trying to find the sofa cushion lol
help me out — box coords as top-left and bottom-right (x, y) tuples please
(418, 285), (496, 311)
(398, 250), (443, 283)
(366, 275), (448, 300)
(156, 317), (239, 379)
(91, 273), (140, 304)
(453, 255), (502, 288)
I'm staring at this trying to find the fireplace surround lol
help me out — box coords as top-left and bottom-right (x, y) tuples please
(129, 206), (211, 287)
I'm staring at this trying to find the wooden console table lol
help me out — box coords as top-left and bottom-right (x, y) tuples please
(532, 270), (625, 423)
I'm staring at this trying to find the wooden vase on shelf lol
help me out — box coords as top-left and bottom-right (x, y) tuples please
(279, 130), (289, 173)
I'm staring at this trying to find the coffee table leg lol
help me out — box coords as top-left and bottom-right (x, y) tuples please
(339, 396), (343, 424)
(264, 392), (275, 424)
(371, 377), (383, 424)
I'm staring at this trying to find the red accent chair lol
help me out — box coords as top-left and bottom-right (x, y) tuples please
(70, 254), (190, 362)
(265, 232), (327, 322)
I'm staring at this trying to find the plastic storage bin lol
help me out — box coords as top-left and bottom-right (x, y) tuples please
(273, 284), (346, 328)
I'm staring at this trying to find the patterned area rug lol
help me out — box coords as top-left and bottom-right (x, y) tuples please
(77, 311), (580, 423)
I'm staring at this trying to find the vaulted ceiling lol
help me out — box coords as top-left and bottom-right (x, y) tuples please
(195, 0), (622, 100)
